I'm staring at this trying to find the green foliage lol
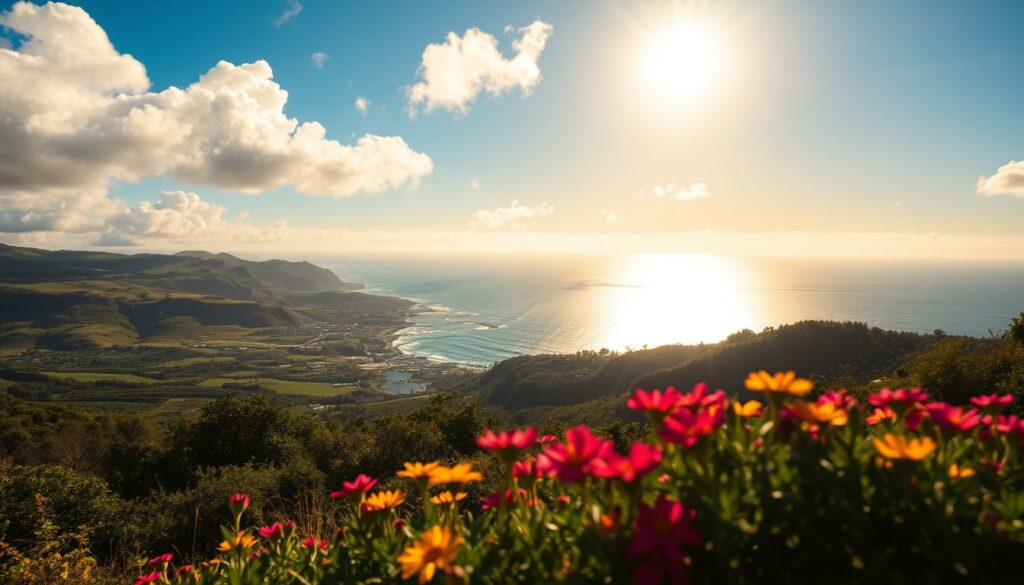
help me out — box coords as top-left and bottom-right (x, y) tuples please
(907, 338), (1024, 404)
(1011, 311), (1024, 346)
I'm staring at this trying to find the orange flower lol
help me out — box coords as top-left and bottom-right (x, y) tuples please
(398, 461), (441, 482)
(866, 407), (897, 425)
(216, 531), (257, 552)
(427, 463), (483, 487)
(787, 401), (848, 426)
(744, 371), (813, 397)
(430, 491), (467, 505)
(948, 464), (976, 480)
(871, 433), (936, 461)
(361, 490), (405, 513)
(732, 400), (763, 418)
(397, 525), (462, 584)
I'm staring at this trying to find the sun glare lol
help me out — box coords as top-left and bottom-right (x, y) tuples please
(643, 22), (723, 101)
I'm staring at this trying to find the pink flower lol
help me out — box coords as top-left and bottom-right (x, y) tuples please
(995, 415), (1024, 437)
(629, 496), (702, 585)
(555, 494), (571, 506)
(818, 389), (857, 411)
(146, 553), (173, 567)
(539, 434), (558, 444)
(970, 394), (1015, 410)
(301, 536), (329, 550)
(657, 473), (670, 484)
(258, 520), (295, 540)
(868, 388), (929, 409)
(133, 572), (161, 585)
(590, 442), (663, 483)
(330, 474), (378, 500)
(627, 387), (686, 421)
(904, 405), (927, 432)
(678, 383), (726, 410)
(228, 492), (250, 516)
(476, 427), (537, 458)
(658, 406), (725, 447)
(536, 426), (615, 483)
(927, 403), (982, 433)
(481, 488), (530, 510)
(512, 457), (542, 488)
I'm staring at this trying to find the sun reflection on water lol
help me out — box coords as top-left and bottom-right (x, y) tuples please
(598, 254), (755, 350)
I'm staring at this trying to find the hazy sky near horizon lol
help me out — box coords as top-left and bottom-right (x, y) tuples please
(1, 0), (1023, 258)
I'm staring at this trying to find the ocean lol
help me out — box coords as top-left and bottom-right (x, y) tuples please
(317, 254), (1024, 367)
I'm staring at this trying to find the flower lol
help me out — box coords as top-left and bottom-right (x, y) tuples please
(146, 553), (173, 567)
(539, 434), (559, 444)
(361, 490), (405, 513)
(627, 387), (686, 421)
(629, 496), (702, 585)
(330, 474), (379, 500)
(476, 427), (537, 454)
(817, 389), (857, 411)
(536, 425), (615, 482)
(867, 388), (929, 409)
(590, 442), (663, 483)
(430, 491), (467, 505)
(133, 571), (161, 585)
(744, 370), (814, 397)
(658, 406), (724, 447)
(512, 457), (541, 480)
(678, 383), (727, 409)
(732, 400), (763, 418)
(301, 536), (329, 550)
(228, 492), (250, 516)
(785, 401), (849, 427)
(994, 415), (1024, 437)
(427, 463), (483, 487)
(866, 407), (897, 425)
(397, 525), (462, 585)
(926, 404), (982, 433)
(258, 520), (295, 541)
(949, 464), (976, 479)
(871, 433), (937, 461)
(398, 461), (442, 486)
(970, 393), (1015, 410)
(481, 488), (529, 510)
(217, 531), (258, 552)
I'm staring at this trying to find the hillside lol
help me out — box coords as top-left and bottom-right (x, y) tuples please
(174, 250), (361, 293)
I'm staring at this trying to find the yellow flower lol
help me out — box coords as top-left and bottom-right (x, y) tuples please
(430, 491), (467, 505)
(871, 433), (936, 461)
(361, 489), (405, 513)
(732, 400), (763, 418)
(217, 531), (257, 552)
(397, 525), (462, 585)
(787, 401), (848, 426)
(398, 461), (441, 481)
(428, 463), (483, 487)
(744, 371), (814, 397)
(948, 464), (976, 479)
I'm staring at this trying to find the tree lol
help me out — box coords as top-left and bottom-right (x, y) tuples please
(1011, 311), (1024, 346)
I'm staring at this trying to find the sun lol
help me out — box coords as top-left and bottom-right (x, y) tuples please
(643, 22), (723, 101)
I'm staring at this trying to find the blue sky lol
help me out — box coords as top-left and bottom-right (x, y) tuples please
(1, 0), (1023, 256)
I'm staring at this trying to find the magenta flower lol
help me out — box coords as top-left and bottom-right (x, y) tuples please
(590, 442), (663, 483)
(536, 425), (615, 483)
(481, 488), (531, 510)
(629, 496), (702, 585)
(970, 393), (1015, 410)
(659, 406), (725, 448)
(146, 553), (173, 567)
(818, 389), (857, 411)
(927, 403), (982, 433)
(539, 434), (558, 444)
(995, 415), (1024, 437)
(627, 388), (686, 421)
(258, 520), (296, 541)
(228, 493), (250, 516)
(868, 388), (929, 409)
(301, 536), (329, 550)
(330, 474), (379, 500)
(133, 572), (161, 585)
(678, 382), (726, 410)
(476, 427), (537, 459)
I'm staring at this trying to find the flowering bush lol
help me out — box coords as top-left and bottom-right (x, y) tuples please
(132, 372), (1024, 584)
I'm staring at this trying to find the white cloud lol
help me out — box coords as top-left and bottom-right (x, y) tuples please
(470, 177), (481, 191)
(311, 52), (328, 68)
(354, 96), (369, 114)
(470, 200), (553, 230)
(102, 191), (288, 245)
(978, 161), (1024, 198)
(273, 0), (302, 26)
(407, 20), (553, 116)
(0, 1), (432, 236)
(600, 209), (620, 223)
(650, 182), (711, 202)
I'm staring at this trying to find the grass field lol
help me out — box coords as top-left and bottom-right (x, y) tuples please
(160, 356), (236, 368)
(198, 377), (356, 396)
(43, 371), (159, 384)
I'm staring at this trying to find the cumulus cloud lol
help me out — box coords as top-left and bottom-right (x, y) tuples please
(0, 1), (432, 237)
(649, 182), (711, 202)
(470, 200), (553, 230)
(978, 161), (1024, 198)
(311, 51), (328, 68)
(407, 20), (553, 115)
(274, 0), (302, 26)
(354, 96), (369, 114)
(103, 191), (289, 245)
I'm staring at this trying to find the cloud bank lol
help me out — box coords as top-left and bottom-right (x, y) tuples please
(978, 161), (1024, 198)
(470, 200), (554, 230)
(407, 20), (553, 115)
(0, 1), (432, 238)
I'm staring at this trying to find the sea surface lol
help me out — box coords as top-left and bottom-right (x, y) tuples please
(317, 254), (1024, 367)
